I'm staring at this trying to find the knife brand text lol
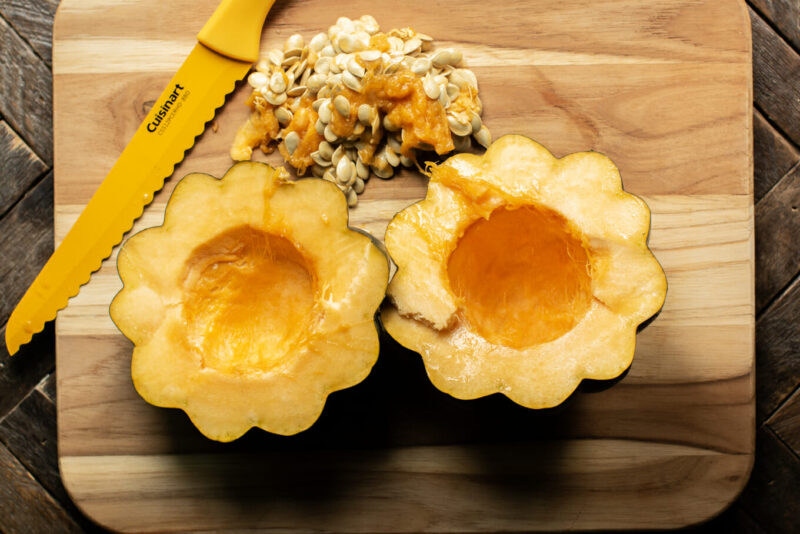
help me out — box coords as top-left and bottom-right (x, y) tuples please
(147, 84), (186, 133)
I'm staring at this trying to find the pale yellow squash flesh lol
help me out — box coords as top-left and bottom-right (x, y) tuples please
(111, 162), (389, 441)
(382, 134), (667, 408)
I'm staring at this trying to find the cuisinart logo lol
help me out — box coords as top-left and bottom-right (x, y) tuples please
(147, 83), (189, 134)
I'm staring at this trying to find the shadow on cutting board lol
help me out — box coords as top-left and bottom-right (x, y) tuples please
(151, 321), (628, 512)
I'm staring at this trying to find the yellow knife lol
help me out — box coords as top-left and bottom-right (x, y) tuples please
(5, 0), (276, 355)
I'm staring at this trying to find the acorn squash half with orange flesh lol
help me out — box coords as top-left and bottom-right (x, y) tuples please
(381, 134), (667, 408)
(110, 162), (389, 441)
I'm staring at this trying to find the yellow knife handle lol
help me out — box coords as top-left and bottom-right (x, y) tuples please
(198, 0), (276, 63)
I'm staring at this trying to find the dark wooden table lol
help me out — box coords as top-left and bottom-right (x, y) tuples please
(1, 1), (798, 532)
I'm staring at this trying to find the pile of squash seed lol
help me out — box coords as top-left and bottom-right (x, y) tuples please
(237, 15), (491, 207)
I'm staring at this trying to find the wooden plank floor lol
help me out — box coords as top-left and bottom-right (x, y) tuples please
(0, 1), (797, 532)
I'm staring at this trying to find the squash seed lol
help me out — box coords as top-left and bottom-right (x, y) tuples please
(309, 32), (328, 52)
(336, 156), (355, 184)
(454, 68), (477, 89)
(342, 70), (363, 92)
(373, 164), (394, 179)
(399, 153), (415, 167)
(291, 58), (308, 79)
(307, 73), (327, 93)
(473, 126), (492, 148)
(346, 187), (358, 207)
(331, 145), (344, 166)
(318, 100), (333, 123)
(300, 67), (311, 87)
(356, 158), (369, 179)
(411, 57), (431, 75)
(384, 146), (400, 167)
(318, 140), (334, 160)
(268, 49), (284, 67)
(347, 56), (366, 77)
(274, 106), (293, 125)
(281, 52), (301, 68)
(315, 118), (326, 135)
(452, 134), (471, 152)
(265, 90), (287, 106)
(358, 49), (381, 62)
(324, 124), (338, 143)
(446, 83), (460, 100)
(432, 48), (462, 67)
(247, 71), (268, 89)
(357, 103), (373, 124)
(255, 58), (270, 73)
(314, 57), (331, 75)
(387, 133), (403, 152)
(447, 113), (472, 136)
(338, 33), (364, 53)
(403, 37), (422, 55)
(284, 131), (300, 155)
(353, 177), (365, 194)
(423, 74), (440, 100)
(269, 71), (287, 93)
(469, 111), (482, 134)
(334, 95), (351, 117)
(359, 15), (380, 34)
(438, 88), (450, 108)
(311, 151), (332, 167)
(285, 33), (304, 51)
(387, 36), (404, 53)
(311, 164), (326, 177)
(383, 115), (400, 132)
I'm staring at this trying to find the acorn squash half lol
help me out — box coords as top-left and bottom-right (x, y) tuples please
(381, 134), (667, 408)
(110, 162), (389, 441)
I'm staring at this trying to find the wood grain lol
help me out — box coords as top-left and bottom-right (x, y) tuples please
(0, 171), (55, 419)
(753, 109), (799, 203)
(755, 274), (800, 421)
(0, 171), (53, 325)
(768, 387), (800, 454)
(755, 163), (800, 311)
(739, 428), (800, 533)
(0, 120), (47, 217)
(750, 7), (800, 147)
(0, 14), (52, 163)
(0, 442), (83, 534)
(0, 387), (66, 506)
(36, 371), (56, 403)
(0, 0), (59, 65)
(52, 0), (754, 531)
(750, 0), (800, 53)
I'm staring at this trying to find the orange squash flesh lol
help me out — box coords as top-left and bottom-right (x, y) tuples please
(447, 205), (592, 348)
(181, 226), (317, 374)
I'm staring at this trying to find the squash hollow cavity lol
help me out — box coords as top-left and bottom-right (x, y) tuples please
(181, 225), (317, 374)
(446, 205), (592, 348)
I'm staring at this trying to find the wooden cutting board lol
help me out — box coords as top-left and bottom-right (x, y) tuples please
(53, 0), (754, 531)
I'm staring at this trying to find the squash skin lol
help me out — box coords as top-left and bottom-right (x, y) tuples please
(381, 134), (667, 409)
(110, 162), (389, 441)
